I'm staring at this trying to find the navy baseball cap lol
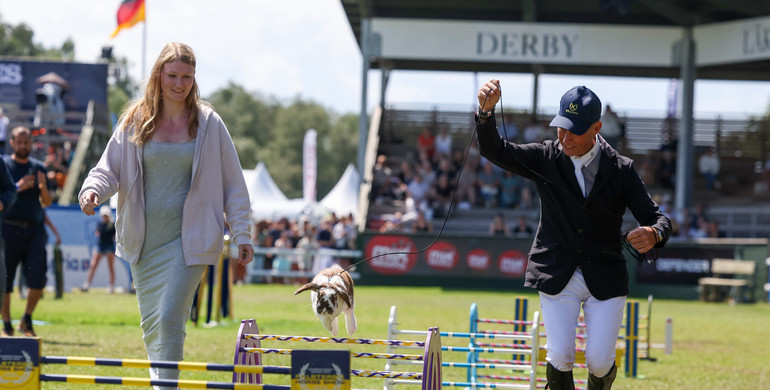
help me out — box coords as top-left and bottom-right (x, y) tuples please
(549, 86), (602, 136)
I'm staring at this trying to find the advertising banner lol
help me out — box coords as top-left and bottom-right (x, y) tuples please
(361, 233), (529, 279)
(0, 60), (107, 111)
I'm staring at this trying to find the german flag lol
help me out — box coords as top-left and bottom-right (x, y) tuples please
(110, 0), (146, 38)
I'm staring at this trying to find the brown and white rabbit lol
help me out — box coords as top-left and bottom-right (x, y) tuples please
(293, 264), (357, 336)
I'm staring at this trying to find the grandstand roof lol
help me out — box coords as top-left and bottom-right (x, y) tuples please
(340, 0), (770, 80)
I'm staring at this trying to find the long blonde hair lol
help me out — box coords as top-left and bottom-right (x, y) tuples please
(123, 42), (202, 144)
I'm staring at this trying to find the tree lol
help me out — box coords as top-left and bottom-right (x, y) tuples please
(0, 16), (74, 59)
(205, 83), (359, 199)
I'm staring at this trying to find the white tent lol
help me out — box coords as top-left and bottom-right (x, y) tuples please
(244, 162), (288, 206)
(246, 162), (329, 221)
(320, 163), (360, 218)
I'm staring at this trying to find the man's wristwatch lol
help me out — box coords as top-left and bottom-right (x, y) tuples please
(477, 107), (495, 120)
(653, 227), (664, 244)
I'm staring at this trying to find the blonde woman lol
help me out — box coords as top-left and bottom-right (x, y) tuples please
(79, 42), (253, 387)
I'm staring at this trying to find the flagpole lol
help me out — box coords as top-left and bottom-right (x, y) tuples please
(141, 12), (146, 83)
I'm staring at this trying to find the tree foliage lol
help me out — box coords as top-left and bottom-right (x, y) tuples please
(207, 84), (359, 198)
(0, 16), (74, 59)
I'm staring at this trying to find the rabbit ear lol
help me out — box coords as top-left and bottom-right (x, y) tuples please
(332, 286), (351, 307)
(294, 283), (320, 295)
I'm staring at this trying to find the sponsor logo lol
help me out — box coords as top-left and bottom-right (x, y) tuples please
(426, 241), (458, 270)
(466, 249), (491, 271)
(365, 235), (418, 275)
(498, 250), (527, 277)
(566, 102), (579, 115)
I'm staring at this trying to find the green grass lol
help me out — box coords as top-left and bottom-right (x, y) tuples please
(11, 283), (770, 389)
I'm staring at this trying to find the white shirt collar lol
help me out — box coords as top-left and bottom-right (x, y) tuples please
(570, 136), (601, 168)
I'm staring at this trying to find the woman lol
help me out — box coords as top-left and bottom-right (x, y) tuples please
(81, 205), (116, 293)
(78, 42), (253, 387)
(488, 213), (511, 236)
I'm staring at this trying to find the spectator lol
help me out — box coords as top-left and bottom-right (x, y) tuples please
(599, 105), (625, 150)
(409, 211), (434, 233)
(706, 221), (725, 238)
(314, 219), (335, 273)
(698, 148), (721, 190)
(435, 157), (456, 182)
(488, 213), (511, 236)
(295, 226), (318, 283)
(499, 170), (522, 208)
(689, 216), (709, 239)
(252, 219), (275, 281)
(454, 161), (477, 210)
(512, 216), (534, 237)
(81, 205), (117, 293)
(332, 218), (351, 268)
(0, 158), (17, 323)
(371, 154), (393, 203)
(431, 173), (454, 218)
(397, 160), (415, 187)
(689, 202), (710, 232)
(477, 161), (501, 207)
(417, 127), (435, 160)
(342, 213), (358, 250)
(434, 127), (452, 158)
(379, 211), (404, 233)
(2, 126), (53, 337)
(673, 207), (692, 239)
(272, 230), (293, 284)
(0, 107), (8, 154)
(407, 173), (431, 211)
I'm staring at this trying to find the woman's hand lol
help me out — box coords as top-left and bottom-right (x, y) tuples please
(80, 191), (99, 216)
(237, 244), (254, 265)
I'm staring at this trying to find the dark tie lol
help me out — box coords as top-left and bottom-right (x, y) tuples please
(582, 159), (597, 196)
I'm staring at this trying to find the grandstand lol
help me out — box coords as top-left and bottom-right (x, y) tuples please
(365, 104), (770, 238)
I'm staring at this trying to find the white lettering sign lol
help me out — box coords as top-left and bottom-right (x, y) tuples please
(370, 245), (411, 271)
(0, 63), (22, 85)
(427, 250), (455, 268)
(655, 258), (710, 273)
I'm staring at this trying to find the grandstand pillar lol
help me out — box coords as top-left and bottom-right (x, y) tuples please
(675, 27), (696, 211)
(531, 68), (540, 115)
(381, 68), (391, 107)
(357, 18), (372, 180)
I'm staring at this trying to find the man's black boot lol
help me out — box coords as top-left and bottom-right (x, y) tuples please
(587, 365), (617, 390)
(545, 362), (575, 390)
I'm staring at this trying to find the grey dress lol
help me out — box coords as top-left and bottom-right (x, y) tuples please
(131, 140), (205, 387)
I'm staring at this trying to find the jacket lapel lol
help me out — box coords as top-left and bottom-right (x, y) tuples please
(556, 150), (584, 199)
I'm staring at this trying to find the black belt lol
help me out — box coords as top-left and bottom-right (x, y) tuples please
(3, 220), (36, 228)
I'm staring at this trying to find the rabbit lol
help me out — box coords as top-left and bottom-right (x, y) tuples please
(294, 264), (357, 336)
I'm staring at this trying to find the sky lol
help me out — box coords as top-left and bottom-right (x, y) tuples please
(1, 0), (769, 119)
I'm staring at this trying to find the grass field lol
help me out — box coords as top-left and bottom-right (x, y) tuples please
(10, 283), (770, 389)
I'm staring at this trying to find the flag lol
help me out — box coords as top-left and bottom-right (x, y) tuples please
(303, 129), (318, 203)
(110, 0), (146, 38)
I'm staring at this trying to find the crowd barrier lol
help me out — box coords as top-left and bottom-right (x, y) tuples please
(233, 318), (442, 390)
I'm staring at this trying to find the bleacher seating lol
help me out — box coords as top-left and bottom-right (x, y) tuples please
(367, 105), (770, 238)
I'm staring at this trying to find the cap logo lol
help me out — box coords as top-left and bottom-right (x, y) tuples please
(567, 103), (579, 115)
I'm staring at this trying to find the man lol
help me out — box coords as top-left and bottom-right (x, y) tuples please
(2, 126), (52, 337)
(0, 159), (18, 328)
(0, 107), (9, 154)
(474, 80), (671, 389)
